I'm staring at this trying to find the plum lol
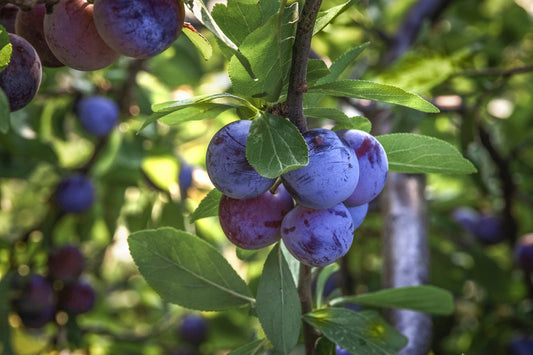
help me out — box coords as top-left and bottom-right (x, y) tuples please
(0, 4), (18, 33)
(509, 336), (533, 355)
(15, 4), (64, 68)
(281, 203), (354, 267)
(44, 0), (120, 71)
(346, 203), (368, 230)
(206, 120), (275, 199)
(12, 274), (56, 328)
(453, 208), (505, 245)
(336, 130), (388, 207)
(515, 233), (533, 271)
(55, 174), (95, 213)
(179, 315), (208, 346)
(0, 33), (41, 111)
(179, 160), (194, 199)
(93, 0), (185, 59)
(58, 279), (95, 314)
(336, 345), (352, 355)
(76, 95), (119, 136)
(47, 245), (85, 284)
(281, 129), (359, 209)
(219, 184), (294, 250)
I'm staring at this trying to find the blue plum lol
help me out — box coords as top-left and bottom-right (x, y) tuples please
(179, 160), (194, 199)
(452, 207), (479, 235)
(76, 95), (119, 136)
(346, 203), (368, 230)
(453, 208), (505, 245)
(219, 184), (294, 250)
(281, 129), (359, 209)
(206, 120), (275, 199)
(55, 174), (95, 213)
(47, 245), (85, 284)
(0, 4), (18, 33)
(0, 33), (42, 111)
(515, 234), (533, 271)
(509, 336), (533, 355)
(336, 130), (388, 207)
(281, 203), (354, 267)
(58, 279), (95, 315)
(336, 345), (352, 355)
(93, 0), (184, 59)
(179, 315), (208, 346)
(12, 274), (56, 328)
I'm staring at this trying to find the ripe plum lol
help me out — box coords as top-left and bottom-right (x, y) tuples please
(76, 95), (119, 136)
(55, 174), (95, 213)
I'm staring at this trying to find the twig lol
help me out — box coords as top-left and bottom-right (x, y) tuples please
(298, 264), (318, 355)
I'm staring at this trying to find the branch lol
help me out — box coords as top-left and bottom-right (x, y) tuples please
(298, 264), (318, 355)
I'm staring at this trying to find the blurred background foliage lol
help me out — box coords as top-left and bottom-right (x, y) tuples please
(1, 0), (533, 354)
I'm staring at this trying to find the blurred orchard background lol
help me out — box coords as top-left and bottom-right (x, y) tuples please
(1, 0), (533, 354)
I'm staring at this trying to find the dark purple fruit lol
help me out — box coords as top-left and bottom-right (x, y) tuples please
(12, 274), (56, 329)
(179, 315), (207, 346)
(0, 4), (18, 33)
(55, 174), (95, 213)
(47, 245), (85, 284)
(58, 280), (95, 315)
(515, 234), (533, 271)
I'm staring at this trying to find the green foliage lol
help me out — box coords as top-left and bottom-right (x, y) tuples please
(0, 274), (13, 355)
(0, 89), (10, 133)
(313, 0), (356, 36)
(0, 25), (11, 73)
(228, 339), (266, 355)
(315, 263), (340, 308)
(304, 107), (372, 132)
(182, 26), (213, 61)
(190, 188), (222, 223)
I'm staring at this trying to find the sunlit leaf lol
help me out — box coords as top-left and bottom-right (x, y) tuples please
(190, 188), (222, 223)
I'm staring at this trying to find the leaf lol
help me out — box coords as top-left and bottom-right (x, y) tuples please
(313, 0), (355, 36)
(0, 25), (11, 73)
(376, 133), (477, 174)
(183, 24), (212, 60)
(304, 309), (408, 355)
(228, 339), (267, 355)
(142, 155), (179, 191)
(128, 227), (253, 311)
(280, 241), (299, 286)
(0, 273), (14, 355)
(316, 43), (369, 85)
(304, 107), (371, 132)
(246, 112), (308, 179)
(316, 263), (340, 308)
(190, 188), (222, 223)
(307, 80), (439, 113)
(329, 286), (454, 315)
(0, 88), (10, 132)
(152, 93), (252, 112)
(316, 337), (336, 355)
(306, 59), (331, 86)
(256, 245), (302, 354)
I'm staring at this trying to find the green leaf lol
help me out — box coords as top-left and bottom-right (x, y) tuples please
(190, 188), (222, 223)
(316, 263), (340, 308)
(0, 273), (14, 355)
(228, 339), (267, 355)
(182, 25), (212, 60)
(0, 88), (10, 132)
(316, 337), (336, 355)
(246, 112), (308, 179)
(306, 59), (331, 86)
(317, 43), (369, 85)
(256, 245), (301, 354)
(236, 247), (262, 261)
(304, 309), (408, 355)
(0, 25), (11, 73)
(307, 80), (439, 113)
(129, 227), (253, 311)
(313, 0), (355, 36)
(329, 285), (454, 315)
(304, 107), (371, 132)
(376, 133), (477, 174)
(280, 241), (299, 286)
(152, 93), (253, 113)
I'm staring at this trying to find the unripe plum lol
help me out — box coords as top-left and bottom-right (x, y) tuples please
(515, 234), (533, 271)
(206, 120), (275, 199)
(55, 174), (95, 213)
(0, 4), (18, 33)
(179, 315), (208, 346)
(93, 0), (185, 59)
(58, 279), (95, 314)
(336, 130), (388, 207)
(219, 184), (294, 250)
(0, 33), (42, 111)
(281, 129), (359, 209)
(44, 0), (120, 71)
(47, 245), (85, 283)
(12, 274), (56, 328)
(346, 203), (368, 230)
(76, 95), (119, 136)
(281, 203), (354, 267)
(15, 4), (64, 67)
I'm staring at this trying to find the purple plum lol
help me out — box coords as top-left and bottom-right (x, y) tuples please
(346, 203), (368, 230)
(281, 203), (354, 267)
(336, 130), (388, 207)
(453, 208), (505, 245)
(281, 129), (359, 209)
(509, 336), (533, 355)
(12, 274), (56, 328)
(219, 184), (294, 250)
(179, 315), (208, 346)
(76, 95), (119, 136)
(0, 4), (18, 33)
(55, 174), (95, 213)
(515, 234), (533, 271)
(58, 279), (95, 315)
(179, 160), (194, 199)
(47, 245), (85, 284)
(206, 120), (275, 199)
(336, 344), (352, 355)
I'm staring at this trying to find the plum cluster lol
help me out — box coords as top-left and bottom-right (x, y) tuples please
(11, 245), (95, 329)
(0, 0), (184, 111)
(206, 120), (388, 267)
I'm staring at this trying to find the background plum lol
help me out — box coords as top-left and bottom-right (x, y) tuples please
(515, 234), (533, 271)
(58, 279), (95, 315)
(336, 129), (388, 207)
(15, 4), (64, 67)
(76, 95), (119, 136)
(509, 336), (533, 355)
(12, 274), (56, 329)
(336, 344), (352, 355)
(179, 160), (194, 199)
(0, 4), (18, 33)
(206, 120), (275, 199)
(346, 203), (368, 230)
(219, 184), (294, 249)
(453, 208), (505, 245)
(281, 203), (354, 267)
(44, 0), (120, 71)
(281, 129), (359, 209)
(47, 245), (85, 284)
(179, 315), (208, 346)
(0, 33), (41, 111)
(55, 174), (95, 213)
(93, 0), (184, 59)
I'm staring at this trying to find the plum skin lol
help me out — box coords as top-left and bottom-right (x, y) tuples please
(47, 245), (85, 284)
(93, 0), (185, 59)
(0, 33), (42, 111)
(346, 203), (368, 230)
(15, 4), (64, 68)
(44, 0), (120, 71)
(281, 203), (355, 267)
(219, 184), (294, 250)
(55, 174), (95, 213)
(179, 315), (208, 346)
(58, 279), (95, 315)
(281, 128), (359, 209)
(76, 96), (119, 136)
(206, 120), (275, 199)
(12, 274), (56, 328)
(336, 129), (388, 207)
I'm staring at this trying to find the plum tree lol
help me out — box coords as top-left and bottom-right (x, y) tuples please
(281, 203), (354, 267)
(47, 245), (85, 284)
(281, 129), (359, 209)
(346, 203), (368, 230)
(0, 4), (18, 33)
(219, 184), (294, 250)
(0, 33), (42, 111)
(15, 4), (64, 68)
(336, 130), (388, 207)
(93, 0), (185, 59)
(58, 279), (95, 315)
(11, 274), (56, 329)
(515, 234), (533, 271)
(76, 95), (119, 136)
(55, 174), (95, 213)
(44, 0), (120, 71)
(179, 315), (208, 346)
(206, 120), (275, 199)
